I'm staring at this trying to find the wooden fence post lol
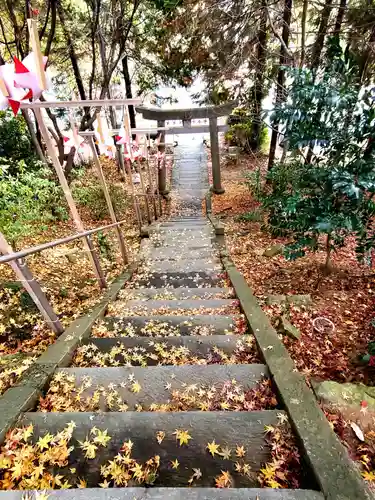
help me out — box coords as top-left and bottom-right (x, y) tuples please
(0, 233), (64, 334)
(84, 135), (129, 266)
(34, 108), (107, 289)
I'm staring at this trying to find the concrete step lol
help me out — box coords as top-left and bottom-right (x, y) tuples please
(101, 315), (239, 337)
(129, 271), (224, 288)
(50, 364), (269, 410)
(147, 240), (213, 249)
(19, 411), (283, 486)
(117, 287), (234, 300)
(143, 260), (222, 273)
(110, 299), (236, 315)
(0, 488), (324, 499)
(157, 222), (211, 229)
(149, 225), (213, 232)
(81, 336), (256, 365)
(142, 248), (218, 260)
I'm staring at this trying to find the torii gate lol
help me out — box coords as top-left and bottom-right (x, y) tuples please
(136, 101), (237, 195)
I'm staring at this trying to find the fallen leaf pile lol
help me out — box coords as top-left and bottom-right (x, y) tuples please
(324, 408), (375, 486)
(72, 337), (259, 367)
(38, 372), (277, 413)
(91, 316), (247, 338)
(257, 421), (302, 489)
(0, 419), (291, 490)
(212, 152), (375, 484)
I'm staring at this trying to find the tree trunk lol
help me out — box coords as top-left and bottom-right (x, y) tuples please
(57, 0), (91, 129)
(359, 24), (375, 82)
(304, 0), (334, 164)
(300, 0), (308, 66)
(122, 55), (136, 129)
(333, 0), (346, 35)
(21, 109), (47, 165)
(311, 0), (333, 69)
(267, 0), (292, 171)
(251, 0), (267, 152)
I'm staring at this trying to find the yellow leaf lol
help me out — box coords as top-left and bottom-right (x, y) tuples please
(173, 429), (192, 446)
(10, 461), (23, 480)
(362, 470), (375, 482)
(131, 381), (142, 393)
(79, 439), (98, 459)
(93, 429), (111, 447)
(171, 459), (180, 469)
(207, 440), (221, 457)
(37, 433), (53, 450)
(22, 425), (34, 441)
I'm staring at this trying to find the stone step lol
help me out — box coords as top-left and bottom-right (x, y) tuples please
(150, 224), (212, 231)
(18, 411), (283, 487)
(116, 287), (233, 300)
(129, 271), (224, 288)
(157, 222), (211, 228)
(82, 335), (255, 363)
(111, 299), (236, 315)
(142, 248), (217, 260)
(148, 240), (213, 249)
(50, 364), (269, 410)
(144, 260), (222, 273)
(101, 315), (239, 336)
(0, 488), (324, 499)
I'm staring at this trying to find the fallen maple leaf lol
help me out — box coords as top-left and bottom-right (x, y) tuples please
(235, 445), (246, 458)
(207, 440), (221, 457)
(173, 429), (192, 446)
(215, 470), (233, 488)
(170, 459), (179, 469)
(131, 381), (142, 393)
(156, 431), (165, 444)
(219, 446), (232, 460)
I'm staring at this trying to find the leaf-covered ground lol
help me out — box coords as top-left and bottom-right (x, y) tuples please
(212, 153), (375, 486)
(212, 155), (374, 385)
(0, 156), (163, 394)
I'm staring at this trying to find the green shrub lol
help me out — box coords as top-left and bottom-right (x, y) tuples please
(236, 209), (263, 222)
(0, 162), (68, 244)
(225, 121), (268, 152)
(73, 182), (130, 221)
(0, 111), (37, 175)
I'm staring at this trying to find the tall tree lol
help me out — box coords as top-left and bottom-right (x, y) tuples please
(250, 0), (268, 151)
(267, 0), (292, 170)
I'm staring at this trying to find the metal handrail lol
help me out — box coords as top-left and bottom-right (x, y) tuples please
(0, 219), (127, 265)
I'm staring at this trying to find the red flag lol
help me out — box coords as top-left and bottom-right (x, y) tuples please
(13, 56), (29, 74)
(8, 99), (20, 116)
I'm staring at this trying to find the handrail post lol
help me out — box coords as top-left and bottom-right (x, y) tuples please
(0, 232), (64, 335)
(34, 108), (107, 289)
(84, 135), (129, 266)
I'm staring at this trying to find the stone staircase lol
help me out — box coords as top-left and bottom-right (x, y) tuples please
(0, 139), (324, 498)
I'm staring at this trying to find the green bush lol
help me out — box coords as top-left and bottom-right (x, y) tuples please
(0, 111), (37, 175)
(225, 120), (268, 152)
(73, 182), (130, 221)
(0, 162), (68, 244)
